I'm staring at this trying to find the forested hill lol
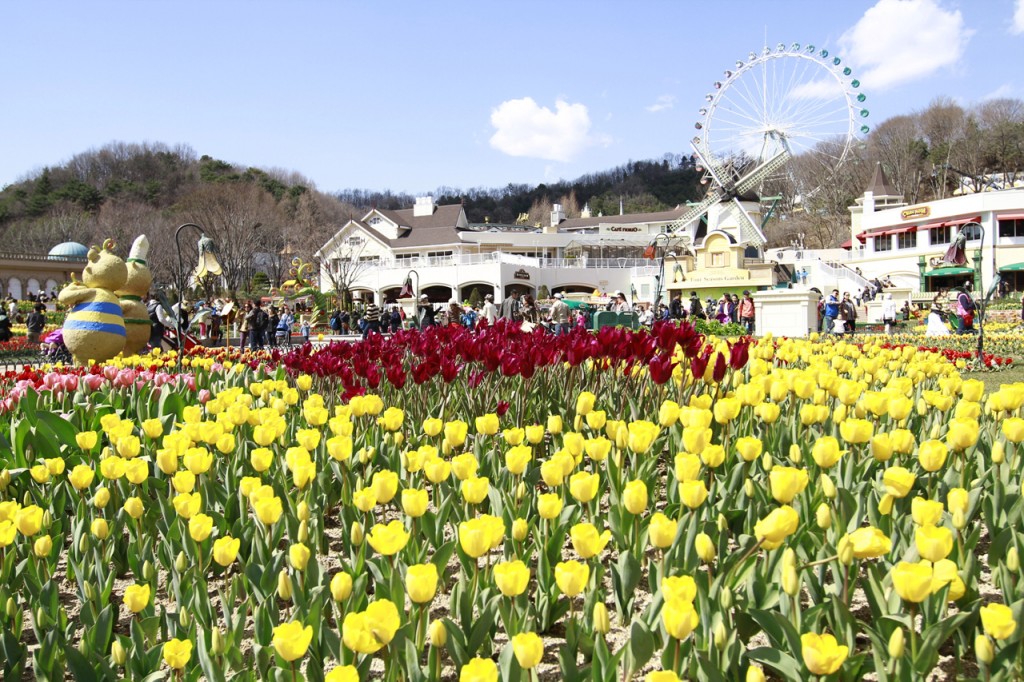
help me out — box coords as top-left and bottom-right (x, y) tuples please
(336, 154), (704, 225)
(0, 143), (704, 260)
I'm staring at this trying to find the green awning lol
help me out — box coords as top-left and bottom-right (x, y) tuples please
(925, 266), (974, 277)
(999, 262), (1024, 272)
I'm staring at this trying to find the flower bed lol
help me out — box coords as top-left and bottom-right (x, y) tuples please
(0, 325), (1020, 681)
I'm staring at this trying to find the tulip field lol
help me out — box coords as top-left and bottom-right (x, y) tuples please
(0, 320), (1022, 681)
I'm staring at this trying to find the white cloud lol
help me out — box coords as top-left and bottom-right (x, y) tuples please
(788, 79), (844, 100)
(646, 95), (676, 113)
(839, 0), (973, 90)
(982, 83), (1014, 100)
(1013, 0), (1024, 34)
(489, 97), (600, 162)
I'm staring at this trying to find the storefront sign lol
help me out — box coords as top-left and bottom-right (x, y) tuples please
(513, 269), (530, 281)
(901, 206), (930, 220)
(607, 226), (643, 233)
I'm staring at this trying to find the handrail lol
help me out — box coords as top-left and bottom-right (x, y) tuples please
(0, 252), (87, 263)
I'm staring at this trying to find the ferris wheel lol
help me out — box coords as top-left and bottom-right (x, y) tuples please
(696, 43), (869, 175)
(666, 43), (869, 245)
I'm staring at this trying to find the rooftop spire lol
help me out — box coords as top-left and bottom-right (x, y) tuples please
(867, 162), (900, 198)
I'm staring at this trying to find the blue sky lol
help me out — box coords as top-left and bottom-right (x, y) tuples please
(2, 0), (1022, 195)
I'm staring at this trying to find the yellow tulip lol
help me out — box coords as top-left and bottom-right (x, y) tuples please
(947, 488), (969, 515)
(331, 572), (353, 601)
(586, 410), (607, 431)
(254, 496), (283, 525)
(405, 563), (439, 604)
(661, 575), (697, 603)
(623, 480), (648, 515)
(712, 397), (741, 424)
(460, 657), (498, 682)
(575, 391), (596, 415)
(700, 444), (725, 468)
(459, 517), (501, 559)
(422, 417), (443, 437)
(141, 418), (164, 440)
(915, 525), (953, 562)
(929, 559), (965, 601)
(69, 464), (95, 490)
(554, 560), (589, 596)
(674, 453), (701, 482)
(494, 560), (530, 597)
(1001, 417), (1024, 443)
(695, 532), (716, 562)
(627, 420), (659, 453)
(735, 436), (763, 462)
(91, 518), (110, 540)
(537, 493), (563, 520)
(162, 638), (193, 669)
(367, 520), (410, 556)
(811, 437), (842, 469)
(451, 453), (479, 481)
(505, 445), (532, 475)
(124, 583), (151, 613)
(891, 561), (932, 603)
(512, 632), (544, 669)
(289, 543), (311, 571)
(370, 470), (399, 504)
(475, 413), (499, 436)
(662, 598), (699, 640)
(525, 424), (546, 443)
(568, 471), (600, 503)
(768, 466), (809, 504)
(401, 488), (429, 518)
(679, 479), (709, 509)
(188, 513), (213, 542)
(845, 526), (891, 559)
(76, 431), (98, 451)
(658, 400), (681, 427)
(570, 523), (611, 559)
(379, 407), (404, 432)
(754, 505), (799, 550)
(423, 457), (451, 484)
(801, 632), (849, 676)
(917, 440), (948, 472)
(460, 476), (490, 504)
(911, 497), (944, 527)
(839, 418), (873, 445)
(272, 620), (313, 662)
(15, 505), (43, 536)
(980, 603), (1017, 640)
(649, 513), (678, 550)
(882, 467), (915, 498)
(444, 420), (469, 448)
(213, 536), (240, 567)
(945, 418), (979, 451)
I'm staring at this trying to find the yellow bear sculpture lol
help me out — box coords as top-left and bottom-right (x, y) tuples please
(59, 240), (128, 365)
(117, 235), (153, 356)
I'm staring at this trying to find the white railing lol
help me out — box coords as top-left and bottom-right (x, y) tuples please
(371, 253), (656, 271)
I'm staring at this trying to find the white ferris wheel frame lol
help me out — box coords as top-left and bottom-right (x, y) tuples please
(695, 44), (867, 172)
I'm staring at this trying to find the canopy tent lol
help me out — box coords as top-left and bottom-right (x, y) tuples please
(998, 262), (1024, 272)
(925, 266), (973, 277)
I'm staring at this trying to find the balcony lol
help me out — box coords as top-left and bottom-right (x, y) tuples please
(360, 253), (655, 271)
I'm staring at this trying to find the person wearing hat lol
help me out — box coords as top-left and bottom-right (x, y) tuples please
(550, 292), (570, 335)
(611, 290), (630, 313)
(738, 290), (755, 334)
(481, 293), (498, 326)
(417, 294), (437, 328)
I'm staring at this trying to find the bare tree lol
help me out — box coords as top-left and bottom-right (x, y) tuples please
(978, 98), (1024, 185)
(919, 97), (967, 199)
(867, 115), (929, 203)
(175, 183), (282, 297)
(317, 232), (374, 309)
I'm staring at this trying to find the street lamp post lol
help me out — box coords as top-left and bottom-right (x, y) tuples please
(173, 223), (221, 372)
(646, 233), (670, 309)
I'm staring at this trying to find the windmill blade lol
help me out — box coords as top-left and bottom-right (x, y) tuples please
(732, 149), (791, 196)
(665, 187), (724, 234)
(731, 197), (767, 246)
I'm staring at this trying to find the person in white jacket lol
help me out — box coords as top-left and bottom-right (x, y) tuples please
(481, 294), (499, 326)
(882, 293), (898, 335)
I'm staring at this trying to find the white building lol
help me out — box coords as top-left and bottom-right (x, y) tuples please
(315, 195), (786, 307)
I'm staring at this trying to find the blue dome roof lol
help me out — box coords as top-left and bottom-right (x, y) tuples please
(48, 242), (89, 259)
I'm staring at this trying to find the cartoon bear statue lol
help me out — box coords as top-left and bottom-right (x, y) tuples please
(117, 235), (153, 356)
(59, 239), (128, 365)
